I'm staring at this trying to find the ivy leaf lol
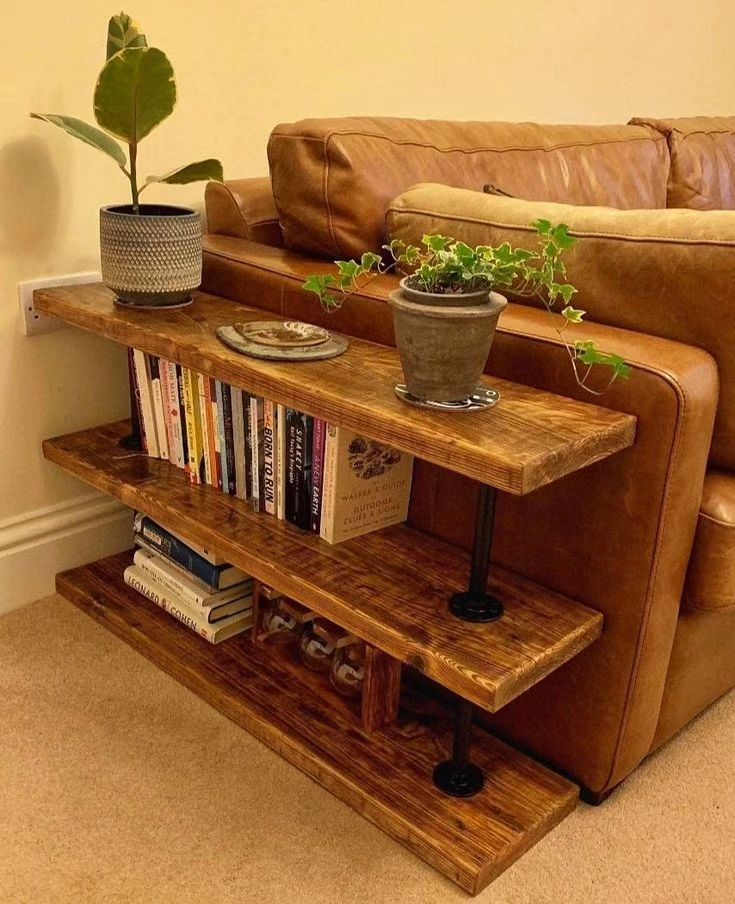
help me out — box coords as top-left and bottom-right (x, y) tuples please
(336, 260), (360, 280)
(552, 224), (575, 249)
(360, 252), (382, 271)
(558, 284), (577, 303)
(302, 275), (336, 295)
(534, 219), (552, 236)
(422, 234), (452, 252)
(562, 305), (585, 323)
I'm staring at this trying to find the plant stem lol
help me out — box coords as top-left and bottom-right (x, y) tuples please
(129, 141), (139, 212)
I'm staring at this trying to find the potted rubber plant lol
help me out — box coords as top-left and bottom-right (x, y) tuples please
(303, 222), (630, 403)
(32, 12), (223, 308)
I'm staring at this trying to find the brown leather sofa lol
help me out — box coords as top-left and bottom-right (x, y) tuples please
(202, 115), (735, 801)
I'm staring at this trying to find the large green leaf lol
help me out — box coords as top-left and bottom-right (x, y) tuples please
(94, 46), (176, 143)
(143, 158), (223, 188)
(30, 113), (127, 168)
(106, 12), (147, 59)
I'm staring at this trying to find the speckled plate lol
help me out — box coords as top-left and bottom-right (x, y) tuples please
(216, 323), (348, 361)
(236, 320), (331, 348)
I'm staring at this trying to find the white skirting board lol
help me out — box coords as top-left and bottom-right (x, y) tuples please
(0, 494), (132, 615)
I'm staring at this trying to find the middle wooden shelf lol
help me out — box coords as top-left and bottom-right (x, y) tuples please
(43, 418), (603, 714)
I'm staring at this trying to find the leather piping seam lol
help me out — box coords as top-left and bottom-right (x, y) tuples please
(681, 598), (735, 613)
(494, 321), (692, 792)
(270, 129), (665, 155)
(387, 205), (735, 248)
(697, 510), (735, 529)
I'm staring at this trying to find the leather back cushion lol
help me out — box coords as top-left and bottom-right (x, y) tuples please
(631, 116), (735, 210)
(267, 117), (669, 258)
(387, 184), (735, 466)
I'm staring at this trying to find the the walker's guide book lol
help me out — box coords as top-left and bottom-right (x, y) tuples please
(320, 427), (414, 544)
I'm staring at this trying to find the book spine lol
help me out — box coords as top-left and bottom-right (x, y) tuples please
(319, 424), (338, 543)
(300, 416), (314, 530)
(215, 380), (229, 494)
(249, 397), (261, 511)
(242, 391), (252, 500)
(163, 361), (184, 469)
(134, 517), (225, 588)
(263, 400), (276, 515)
(124, 565), (219, 641)
(149, 356), (169, 460)
(285, 409), (298, 525)
(231, 387), (247, 499)
(221, 383), (236, 496)
(182, 367), (202, 484)
(197, 373), (213, 486)
(310, 419), (327, 533)
(209, 377), (222, 490)
(158, 360), (177, 464)
(132, 349), (155, 455)
(127, 348), (146, 452)
(276, 404), (286, 520)
(176, 364), (190, 477)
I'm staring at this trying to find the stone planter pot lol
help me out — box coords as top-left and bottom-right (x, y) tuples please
(100, 204), (202, 308)
(388, 277), (508, 402)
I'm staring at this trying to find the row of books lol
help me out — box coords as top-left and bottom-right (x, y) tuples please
(123, 513), (254, 644)
(128, 348), (415, 544)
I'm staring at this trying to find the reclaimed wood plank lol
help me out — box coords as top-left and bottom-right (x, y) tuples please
(57, 551), (578, 895)
(35, 283), (636, 494)
(43, 420), (603, 713)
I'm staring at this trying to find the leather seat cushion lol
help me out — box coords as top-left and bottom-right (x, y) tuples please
(684, 469), (735, 612)
(267, 117), (669, 258)
(631, 116), (735, 210)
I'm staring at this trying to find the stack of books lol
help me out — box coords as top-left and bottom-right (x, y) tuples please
(128, 347), (415, 544)
(123, 513), (254, 644)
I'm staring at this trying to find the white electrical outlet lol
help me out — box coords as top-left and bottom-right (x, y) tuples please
(18, 272), (101, 336)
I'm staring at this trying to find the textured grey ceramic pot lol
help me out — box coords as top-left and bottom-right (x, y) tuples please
(388, 279), (508, 402)
(100, 204), (202, 308)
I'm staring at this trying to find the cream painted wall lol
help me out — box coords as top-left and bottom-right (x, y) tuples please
(1, 0), (733, 595)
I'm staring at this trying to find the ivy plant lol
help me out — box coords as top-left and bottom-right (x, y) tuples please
(303, 221), (630, 394)
(31, 12), (222, 212)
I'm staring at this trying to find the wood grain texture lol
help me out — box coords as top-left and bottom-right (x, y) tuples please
(43, 420), (603, 713)
(35, 283), (636, 494)
(57, 551), (578, 895)
(361, 647), (402, 732)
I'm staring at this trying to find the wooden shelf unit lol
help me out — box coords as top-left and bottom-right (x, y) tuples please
(58, 551), (578, 896)
(37, 283), (637, 895)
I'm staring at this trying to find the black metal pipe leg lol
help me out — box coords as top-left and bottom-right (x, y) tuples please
(449, 484), (503, 622)
(120, 349), (144, 452)
(433, 697), (485, 797)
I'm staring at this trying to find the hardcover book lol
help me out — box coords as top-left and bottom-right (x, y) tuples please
(319, 427), (414, 544)
(231, 386), (248, 500)
(148, 356), (169, 460)
(248, 397), (264, 512)
(197, 372), (213, 486)
(221, 382), (237, 496)
(163, 360), (185, 469)
(209, 377), (222, 490)
(124, 565), (253, 643)
(182, 367), (204, 484)
(286, 410), (312, 530)
(175, 364), (190, 477)
(276, 403), (286, 520)
(263, 400), (277, 515)
(133, 348), (158, 457)
(133, 513), (247, 589)
(311, 419), (327, 533)
(133, 512), (227, 565)
(133, 546), (252, 615)
(214, 380), (229, 494)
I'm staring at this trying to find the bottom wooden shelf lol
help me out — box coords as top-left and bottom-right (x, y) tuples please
(57, 551), (578, 895)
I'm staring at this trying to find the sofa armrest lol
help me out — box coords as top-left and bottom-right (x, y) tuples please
(205, 177), (282, 247)
(387, 183), (735, 468)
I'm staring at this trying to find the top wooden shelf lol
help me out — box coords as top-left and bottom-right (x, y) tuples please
(36, 283), (636, 495)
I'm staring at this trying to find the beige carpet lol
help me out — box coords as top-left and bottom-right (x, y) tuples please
(0, 596), (732, 904)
